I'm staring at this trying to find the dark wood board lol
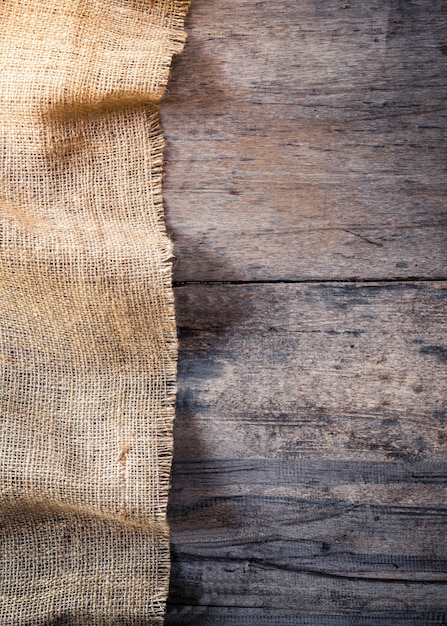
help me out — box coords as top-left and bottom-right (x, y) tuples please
(161, 0), (447, 282)
(165, 283), (447, 624)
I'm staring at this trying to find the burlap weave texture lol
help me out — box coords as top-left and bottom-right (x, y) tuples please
(0, 1), (189, 623)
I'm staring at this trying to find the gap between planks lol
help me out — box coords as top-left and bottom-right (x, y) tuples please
(173, 277), (447, 286)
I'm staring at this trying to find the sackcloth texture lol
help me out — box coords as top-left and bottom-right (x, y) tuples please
(0, 1), (189, 623)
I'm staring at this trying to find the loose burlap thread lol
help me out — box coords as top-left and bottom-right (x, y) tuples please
(0, 1), (189, 623)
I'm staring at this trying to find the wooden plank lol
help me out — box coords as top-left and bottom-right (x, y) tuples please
(161, 0), (447, 282)
(166, 610), (447, 626)
(173, 282), (447, 461)
(166, 282), (447, 622)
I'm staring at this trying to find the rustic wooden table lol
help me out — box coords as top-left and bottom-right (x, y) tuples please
(161, 1), (447, 624)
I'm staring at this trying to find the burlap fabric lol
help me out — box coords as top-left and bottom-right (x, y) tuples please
(0, 1), (189, 623)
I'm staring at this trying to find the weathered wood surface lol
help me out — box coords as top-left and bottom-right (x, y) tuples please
(161, 0), (447, 282)
(165, 283), (447, 624)
(161, 0), (447, 623)
(172, 283), (447, 463)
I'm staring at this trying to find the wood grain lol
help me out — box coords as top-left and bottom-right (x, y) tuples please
(166, 283), (447, 623)
(173, 282), (446, 462)
(161, 0), (447, 282)
(161, 0), (447, 622)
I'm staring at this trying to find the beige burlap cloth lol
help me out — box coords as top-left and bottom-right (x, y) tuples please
(0, 1), (189, 623)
